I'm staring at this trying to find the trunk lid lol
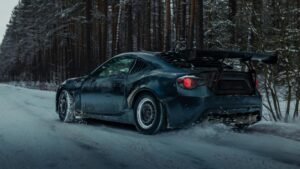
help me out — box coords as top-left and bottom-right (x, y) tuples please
(191, 70), (255, 95)
(209, 71), (255, 95)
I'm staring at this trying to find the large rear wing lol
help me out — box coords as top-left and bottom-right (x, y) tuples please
(159, 49), (277, 70)
(196, 50), (278, 64)
(180, 49), (278, 64)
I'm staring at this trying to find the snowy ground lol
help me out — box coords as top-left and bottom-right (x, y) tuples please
(0, 84), (300, 169)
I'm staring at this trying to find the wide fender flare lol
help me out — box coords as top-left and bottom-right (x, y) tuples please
(127, 86), (165, 109)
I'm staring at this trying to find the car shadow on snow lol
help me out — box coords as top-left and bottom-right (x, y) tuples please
(80, 118), (137, 132)
(59, 113), (299, 141)
(70, 117), (192, 136)
(63, 117), (275, 137)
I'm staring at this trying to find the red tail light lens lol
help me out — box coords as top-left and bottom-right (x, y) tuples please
(177, 76), (198, 90)
(255, 79), (259, 88)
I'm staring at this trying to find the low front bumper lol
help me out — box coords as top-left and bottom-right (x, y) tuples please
(163, 95), (262, 128)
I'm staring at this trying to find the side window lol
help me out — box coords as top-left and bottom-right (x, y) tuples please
(98, 57), (135, 78)
(130, 59), (148, 74)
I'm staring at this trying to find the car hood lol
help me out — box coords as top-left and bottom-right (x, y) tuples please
(61, 75), (87, 90)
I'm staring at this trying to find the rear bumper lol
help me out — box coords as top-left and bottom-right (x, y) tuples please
(162, 95), (262, 128)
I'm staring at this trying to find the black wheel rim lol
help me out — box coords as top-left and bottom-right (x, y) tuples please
(137, 98), (157, 129)
(58, 93), (67, 120)
(141, 102), (155, 125)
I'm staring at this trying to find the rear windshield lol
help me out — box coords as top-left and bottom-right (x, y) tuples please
(160, 52), (192, 68)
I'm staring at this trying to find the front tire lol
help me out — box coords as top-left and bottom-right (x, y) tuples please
(58, 90), (75, 123)
(134, 94), (165, 135)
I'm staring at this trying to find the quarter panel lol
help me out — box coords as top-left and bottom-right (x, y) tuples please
(126, 69), (186, 108)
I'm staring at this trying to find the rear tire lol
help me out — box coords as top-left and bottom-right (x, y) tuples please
(58, 90), (75, 123)
(233, 124), (249, 131)
(235, 124), (249, 128)
(134, 94), (165, 135)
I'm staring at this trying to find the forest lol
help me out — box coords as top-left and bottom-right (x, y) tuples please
(0, 0), (299, 122)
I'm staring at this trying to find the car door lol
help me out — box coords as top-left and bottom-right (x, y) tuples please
(81, 56), (135, 115)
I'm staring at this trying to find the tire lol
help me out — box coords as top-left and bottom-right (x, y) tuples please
(58, 90), (75, 123)
(134, 94), (165, 135)
(234, 124), (249, 130)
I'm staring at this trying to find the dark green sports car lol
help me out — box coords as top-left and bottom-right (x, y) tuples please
(56, 50), (277, 134)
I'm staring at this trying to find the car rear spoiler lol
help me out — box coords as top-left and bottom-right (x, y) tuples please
(182, 50), (278, 64)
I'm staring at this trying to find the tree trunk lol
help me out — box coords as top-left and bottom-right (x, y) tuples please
(86, 0), (92, 73)
(164, 0), (171, 51)
(187, 0), (195, 49)
(252, 0), (263, 50)
(144, 0), (151, 50)
(170, 0), (176, 50)
(228, 0), (237, 47)
(195, 0), (204, 49)
(107, 4), (113, 58)
(293, 99), (299, 120)
(115, 0), (124, 54)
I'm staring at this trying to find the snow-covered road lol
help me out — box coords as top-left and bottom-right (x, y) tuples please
(0, 84), (299, 169)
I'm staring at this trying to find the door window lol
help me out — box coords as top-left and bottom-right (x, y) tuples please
(95, 57), (135, 78)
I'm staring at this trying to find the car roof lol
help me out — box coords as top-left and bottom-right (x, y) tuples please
(115, 51), (160, 60)
(114, 51), (172, 68)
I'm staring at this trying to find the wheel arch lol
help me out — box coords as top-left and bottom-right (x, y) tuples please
(128, 88), (168, 129)
(128, 88), (160, 109)
(56, 87), (77, 112)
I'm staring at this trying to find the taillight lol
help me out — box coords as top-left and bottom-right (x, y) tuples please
(177, 76), (198, 90)
(255, 79), (261, 95)
(255, 79), (259, 88)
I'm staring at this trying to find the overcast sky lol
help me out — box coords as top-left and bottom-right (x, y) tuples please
(0, 0), (19, 43)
